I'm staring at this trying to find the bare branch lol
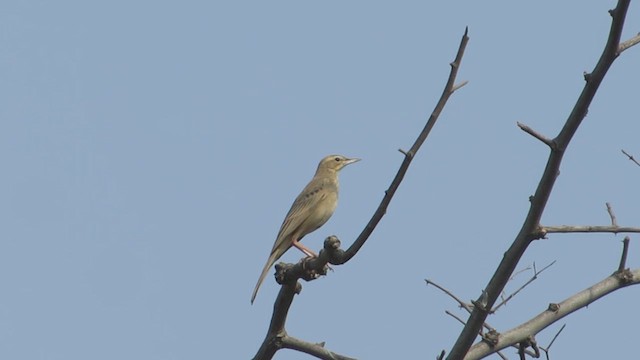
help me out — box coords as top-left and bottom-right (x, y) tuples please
(509, 266), (532, 282)
(427, 279), (474, 311)
(339, 27), (470, 263)
(447, 3), (634, 359)
(252, 280), (302, 360)
(621, 149), (640, 167)
(282, 335), (357, 360)
(493, 261), (556, 312)
(618, 32), (640, 54)
(444, 314), (523, 360)
(446, 310), (469, 326)
(517, 121), (554, 147)
(452, 80), (469, 92)
(464, 268), (640, 360)
(543, 225), (640, 234)
(618, 236), (630, 271)
(541, 324), (566, 360)
(254, 27), (471, 360)
(606, 202), (618, 226)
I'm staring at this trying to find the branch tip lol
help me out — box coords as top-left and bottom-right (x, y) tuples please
(605, 202), (618, 227)
(452, 80), (469, 92)
(517, 121), (554, 147)
(621, 149), (640, 167)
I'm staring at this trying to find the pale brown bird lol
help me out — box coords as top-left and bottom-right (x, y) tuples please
(251, 154), (360, 304)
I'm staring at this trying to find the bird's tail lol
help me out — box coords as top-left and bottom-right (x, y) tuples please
(251, 252), (281, 304)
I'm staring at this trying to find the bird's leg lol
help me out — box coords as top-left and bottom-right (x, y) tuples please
(292, 239), (317, 257)
(292, 239), (333, 273)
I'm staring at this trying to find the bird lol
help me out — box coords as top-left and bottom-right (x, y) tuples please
(251, 154), (360, 304)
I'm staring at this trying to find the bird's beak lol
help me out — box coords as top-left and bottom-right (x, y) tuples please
(344, 157), (361, 165)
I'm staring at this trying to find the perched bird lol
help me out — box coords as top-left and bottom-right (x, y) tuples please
(251, 154), (360, 304)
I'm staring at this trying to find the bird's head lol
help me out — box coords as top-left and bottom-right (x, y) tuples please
(317, 154), (361, 173)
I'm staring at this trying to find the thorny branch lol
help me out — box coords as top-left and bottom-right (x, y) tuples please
(338, 27), (470, 263)
(464, 236), (634, 359)
(464, 268), (640, 360)
(253, 28), (471, 360)
(434, 286), (536, 360)
(447, 2), (637, 359)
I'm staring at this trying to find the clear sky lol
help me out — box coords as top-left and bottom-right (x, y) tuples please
(1, 1), (639, 359)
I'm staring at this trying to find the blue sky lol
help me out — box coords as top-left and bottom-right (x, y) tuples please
(1, 1), (639, 359)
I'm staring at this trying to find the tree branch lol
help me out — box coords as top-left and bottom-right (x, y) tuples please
(339, 27), (470, 263)
(618, 32), (640, 54)
(254, 27), (471, 360)
(282, 336), (357, 360)
(426, 279), (474, 312)
(542, 225), (640, 234)
(517, 122), (554, 148)
(447, 2), (633, 359)
(463, 268), (640, 360)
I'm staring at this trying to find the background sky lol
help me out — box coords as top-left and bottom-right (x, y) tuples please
(1, 1), (639, 359)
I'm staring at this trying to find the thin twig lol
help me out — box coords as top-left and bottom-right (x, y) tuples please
(546, 324), (566, 350)
(427, 279), (474, 311)
(541, 324), (566, 360)
(452, 80), (469, 92)
(618, 33), (640, 54)
(509, 266), (532, 282)
(493, 261), (556, 312)
(621, 149), (640, 167)
(517, 121), (554, 147)
(446, 310), (469, 326)
(431, 280), (538, 359)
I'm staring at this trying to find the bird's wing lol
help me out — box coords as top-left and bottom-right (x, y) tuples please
(251, 186), (326, 304)
(270, 179), (327, 253)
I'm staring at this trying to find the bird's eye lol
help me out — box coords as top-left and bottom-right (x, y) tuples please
(334, 157), (341, 162)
